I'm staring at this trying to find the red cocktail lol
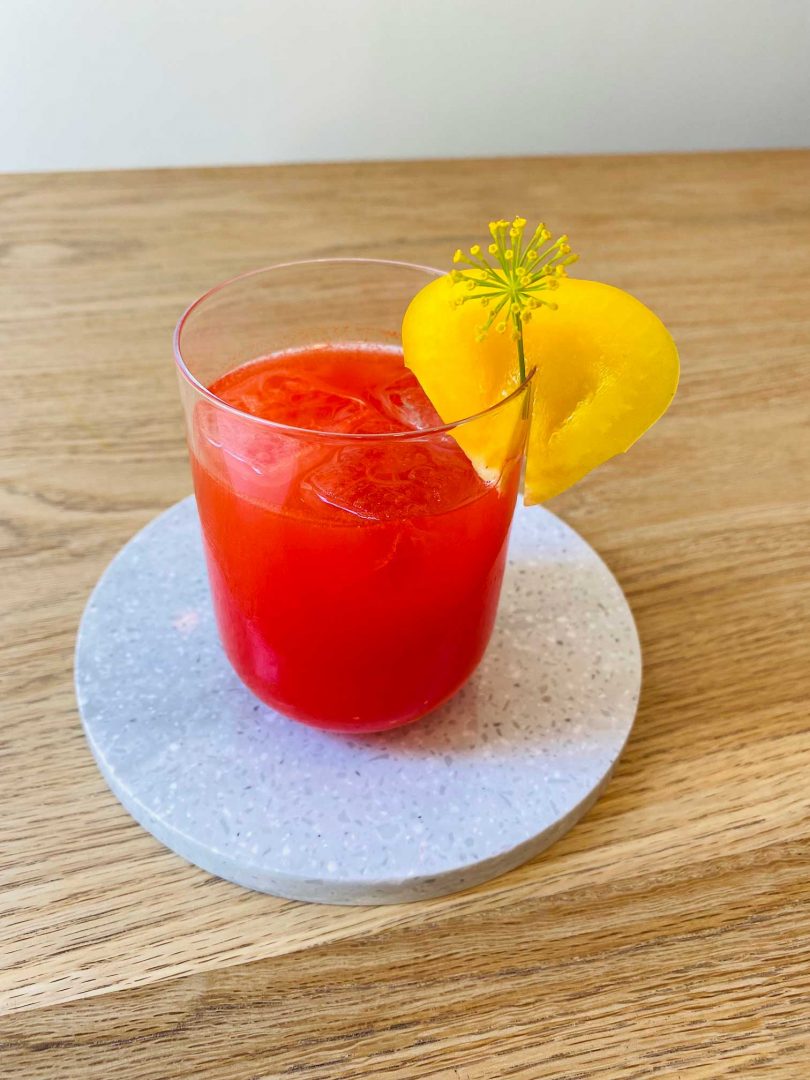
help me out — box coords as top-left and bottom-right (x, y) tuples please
(174, 261), (532, 732)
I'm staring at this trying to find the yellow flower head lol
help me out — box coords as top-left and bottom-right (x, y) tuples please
(449, 216), (579, 380)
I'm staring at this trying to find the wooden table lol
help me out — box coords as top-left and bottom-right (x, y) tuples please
(2, 152), (809, 1078)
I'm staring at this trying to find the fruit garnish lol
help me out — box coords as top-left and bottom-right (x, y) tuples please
(402, 218), (679, 502)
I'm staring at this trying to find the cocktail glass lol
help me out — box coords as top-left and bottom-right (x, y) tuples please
(174, 259), (533, 733)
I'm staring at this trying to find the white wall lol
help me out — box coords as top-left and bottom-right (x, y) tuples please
(2, 0), (808, 173)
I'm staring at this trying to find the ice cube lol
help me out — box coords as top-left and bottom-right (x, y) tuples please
(369, 372), (443, 432)
(244, 368), (371, 433)
(193, 400), (322, 510)
(300, 440), (479, 521)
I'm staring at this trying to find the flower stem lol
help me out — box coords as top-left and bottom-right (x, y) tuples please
(515, 313), (527, 384)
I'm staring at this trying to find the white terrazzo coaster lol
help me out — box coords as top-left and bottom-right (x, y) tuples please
(75, 496), (641, 905)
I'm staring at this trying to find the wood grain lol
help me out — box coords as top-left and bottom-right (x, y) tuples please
(1, 151), (809, 1078)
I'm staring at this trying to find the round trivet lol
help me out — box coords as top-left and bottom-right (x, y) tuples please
(76, 496), (640, 904)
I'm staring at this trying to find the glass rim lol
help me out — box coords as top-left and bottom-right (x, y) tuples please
(173, 257), (535, 442)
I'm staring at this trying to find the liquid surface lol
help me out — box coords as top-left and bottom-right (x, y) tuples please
(190, 345), (519, 732)
(212, 344), (442, 434)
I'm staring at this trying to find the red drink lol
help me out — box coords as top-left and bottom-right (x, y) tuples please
(175, 260), (531, 733)
(191, 346), (520, 732)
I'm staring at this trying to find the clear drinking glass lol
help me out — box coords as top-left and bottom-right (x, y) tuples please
(174, 259), (533, 733)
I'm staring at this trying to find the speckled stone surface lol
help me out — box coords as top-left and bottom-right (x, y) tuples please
(75, 496), (641, 905)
